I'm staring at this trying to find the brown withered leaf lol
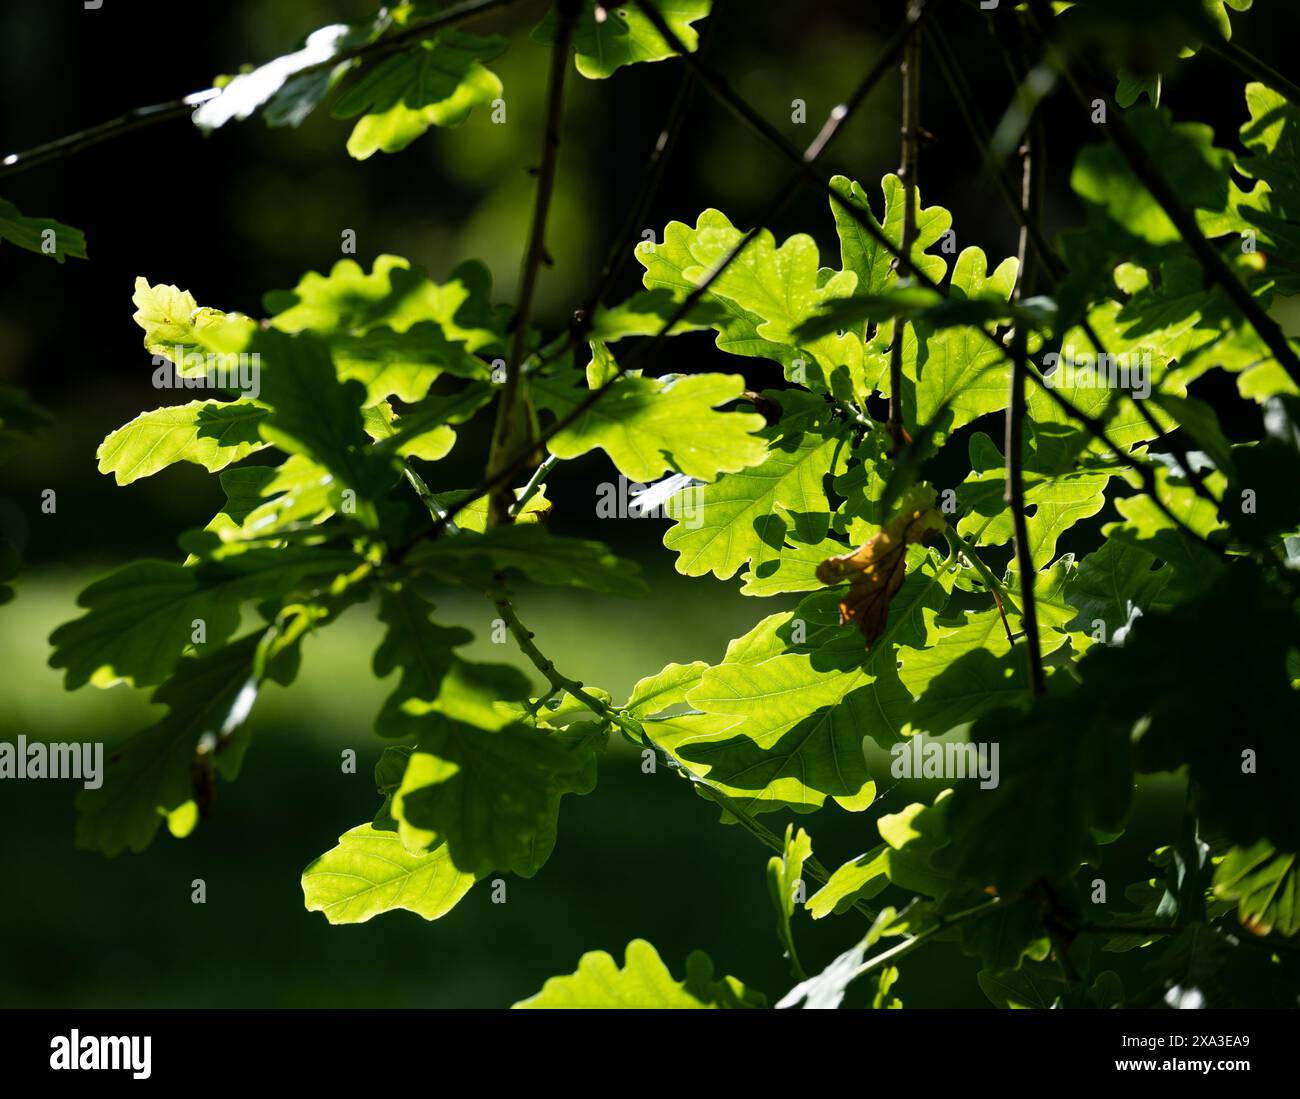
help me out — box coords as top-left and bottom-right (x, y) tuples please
(816, 486), (945, 646)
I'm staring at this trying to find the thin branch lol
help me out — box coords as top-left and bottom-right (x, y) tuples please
(0, 0), (525, 179)
(1004, 18), (1047, 698)
(495, 593), (877, 920)
(1, 94), (213, 178)
(1075, 919), (1300, 956)
(848, 897), (1003, 983)
(1006, 337), (1046, 695)
(402, 463), (461, 536)
(943, 527), (1019, 645)
(888, 0), (925, 449)
(574, 0), (725, 327)
(486, 0), (578, 526)
(927, 20), (1064, 281)
(802, 6), (931, 164)
(510, 453), (560, 517)
(1205, 36), (1300, 113)
(494, 592), (616, 727)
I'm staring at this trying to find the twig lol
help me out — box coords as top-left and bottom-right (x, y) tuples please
(486, 0), (578, 526)
(496, 594), (878, 921)
(494, 592), (616, 727)
(943, 527), (1019, 645)
(402, 463), (460, 536)
(510, 453), (560, 518)
(1075, 920), (1300, 956)
(1205, 36), (1300, 112)
(848, 897), (1003, 983)
(1, 94), (214, 178)
(927, 19), (1064, 281)
(888, 0), (925, 449)
(574, 1), (725, 327)
(1004, 18), (1047, 697)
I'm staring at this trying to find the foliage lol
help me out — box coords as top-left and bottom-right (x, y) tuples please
(11, 0), (1300, 1009)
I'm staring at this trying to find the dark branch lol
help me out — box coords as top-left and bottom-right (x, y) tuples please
(888, 0), (925, 449)
(486, 0), (578, 526)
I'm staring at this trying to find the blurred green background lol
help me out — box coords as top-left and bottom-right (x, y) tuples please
(1, 0), (1292, 1007)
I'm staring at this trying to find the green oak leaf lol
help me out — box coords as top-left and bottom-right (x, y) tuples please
(897, 605), (1067, 737)
(332, 31), (506, 158)
(739, 535), (853, 597)
(49, 545), (362, 690)
(1072, 107), (1231, 244)
(876, 796), (958, 898)
(666, 559), (951, 815)
(534, 1), (712, 80)
(636, 210), (860, 384)
(955, 432), (1111, 566)
(131, 277), (241, 365)
(330, 324), (490, 404)
(830, 174), (952, 301)
(262, 23), (387, 130)
(676, 210), (862, 385)
(1063, 536), (1182, 649)
(623, 660), (708, 717)
(1102, 465), (1227, 592)
(806, 845), (891, 919)
(391, 714), (590, 875)
(302, 824), (476, 924)
(371, 585), (477, 740)
(265, 255), (505, 354)
(1212, 840), (1299, 938)
(201, 456), (337, 546)
(195, 21), (386, 132)
(662, 430), (841, 580)
(0, 197), (86, 262)
(1236, 82), (1300, 216)
(97, 401), (269, 485)
(362, 401), (454, 461)
(938, 692), (1134, 893)
(532, 364), (768, 482)
(249, 330), (394, 510)
(1104, 562), (1300, 849)
(587, 288), (723, 342)
(637, 211), (795, 367)
(514, 939), (763, 1008)
(1027, 300), (1182, 466)
(898, 247), (1019, 441)
(265, 256), (500, 406)
(978, 962), (1067, 1009)
(369, 384), (495, 458)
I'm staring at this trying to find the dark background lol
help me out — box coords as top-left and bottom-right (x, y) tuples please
(0, 0), (1293, 1008)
